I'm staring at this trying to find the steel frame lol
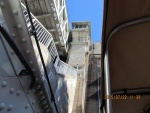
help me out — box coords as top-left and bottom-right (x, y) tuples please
(104, 16), (150, 113)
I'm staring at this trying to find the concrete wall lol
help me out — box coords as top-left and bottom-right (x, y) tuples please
(93, 43), (101, 54)
(33, 39), (77, 113)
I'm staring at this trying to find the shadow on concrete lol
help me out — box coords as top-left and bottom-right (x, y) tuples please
(87, 77), (100, 87)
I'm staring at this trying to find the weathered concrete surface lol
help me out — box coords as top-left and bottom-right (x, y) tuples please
(33, 38), (77, 113)
(71, 54), (89, 113)
(93, 43), (101, 54)
(72, 76), (83, 113)
(85, 54), (101, 113)
(67, 44), (86, 66)
(50, 73), (77, 113)
(65, 76), (77, 113)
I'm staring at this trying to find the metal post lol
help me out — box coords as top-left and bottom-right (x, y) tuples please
(104, 51), (112, 113)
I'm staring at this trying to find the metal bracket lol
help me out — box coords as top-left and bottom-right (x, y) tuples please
(19, 70), (30, 76)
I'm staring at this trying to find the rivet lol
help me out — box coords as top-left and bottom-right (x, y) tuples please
(1, 81), (7, 87)
(56, 24), (59, 27)
(25, 104), (29, 109)
(36, 85), (41, 90)
(41, 96), (45, 100)
(10, 88), (15, 94)
(29, 61), (33, 64)
(22, 38), (27, 42)
(10, 49), (14, 54)
(27, 90), (30, 94)
(36, 77), (39, 81)
(17, 24), (22, 30)
(0, 103), (5, 110)
(38, 91), (43, 95)
(26, 50), (30, 54)
(32, 100), (36, 104)
(0, 2), (5, 8)
(11, 33), (16, 38)
(16, 90), (21, 96)
(13, 9), (18, 15)
(7, 104), (13, 111)
(42, 101), (46, 105)
(32, 69), (35, 72)
(44, 105), (48, 109)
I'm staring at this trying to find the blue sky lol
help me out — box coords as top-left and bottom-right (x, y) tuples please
(66, 0), (104, 42)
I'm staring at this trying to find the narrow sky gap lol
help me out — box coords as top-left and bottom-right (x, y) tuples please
(66, 0), (104, 42)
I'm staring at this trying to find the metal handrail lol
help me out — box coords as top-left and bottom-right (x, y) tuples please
(54, 58), (77, 76)
(21, 3), (59, 62)
(23, 1), (59, 113)
(104, 16), (150, 113)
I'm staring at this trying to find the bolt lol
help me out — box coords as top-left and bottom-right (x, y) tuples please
(10, 88), (15, 94)
(38, 91), (43, 96)
(7, 104), (13, 111)
(0, 2), (5, 8)
(42, 101), (46, 105)
(1, 81), (7, 87)
(22, 38), (27, 42)
(32, 100), (36, 105)
(0, 103), (5, 110)
(17, 24), (22, 30)
(26, 50), (30, 54)
(13, 9), (18, 15)
(29, 61), (33, 64)
(36, 85), (41, 90)
(56, 24), (59, 27)
(16, 90), (21, 96)
(36, 77), (39, 81)
(25, 104), (29, 109)
(41, 96), (45, 100)
(11, 33), (16, 38)
(32, 69), (35, 72)
(44, 105), (48, 109)
(10, 50), (14, 55)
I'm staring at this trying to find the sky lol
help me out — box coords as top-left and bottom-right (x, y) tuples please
(66, 0), (104, 42)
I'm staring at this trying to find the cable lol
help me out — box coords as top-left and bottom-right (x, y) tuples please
(23, 0), (59, 113)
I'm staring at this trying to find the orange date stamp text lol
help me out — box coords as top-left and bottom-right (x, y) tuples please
(104, 95), (141, 100)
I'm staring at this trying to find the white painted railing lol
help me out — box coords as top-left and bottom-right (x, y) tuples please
(21, 4), (59, 62)
(54, 58), (77, 76)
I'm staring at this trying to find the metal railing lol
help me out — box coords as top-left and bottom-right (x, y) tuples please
(22, 3), (77, 77)
(54, 58), (77, 76)
(22, 3), (59, 62)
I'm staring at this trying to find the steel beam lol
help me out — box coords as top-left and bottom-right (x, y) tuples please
(35, 14), (52, 19)
(58, 5), (65, 16)
(48, 28), (57, 32)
